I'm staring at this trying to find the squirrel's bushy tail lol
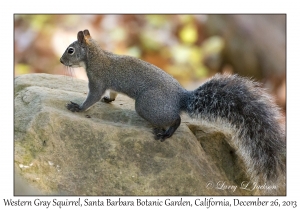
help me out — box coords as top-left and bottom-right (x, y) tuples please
(186, 74), (285, 182)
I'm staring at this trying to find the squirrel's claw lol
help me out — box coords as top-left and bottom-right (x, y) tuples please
(153, 128), (167, 141)
(101, 96), (115, 103)
(66, 101), (81, 112)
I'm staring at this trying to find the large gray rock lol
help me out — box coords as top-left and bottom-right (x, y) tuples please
(14, 73), (285, 195)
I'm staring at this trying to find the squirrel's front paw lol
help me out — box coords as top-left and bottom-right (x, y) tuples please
(66, 101), (81, 112)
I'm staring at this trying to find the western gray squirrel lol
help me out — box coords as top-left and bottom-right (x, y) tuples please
(60, 30), (285, 183)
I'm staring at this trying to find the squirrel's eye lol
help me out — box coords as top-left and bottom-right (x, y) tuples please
(67, 47), (75, 54)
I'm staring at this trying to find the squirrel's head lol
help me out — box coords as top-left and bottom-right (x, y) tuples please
(60, 30), (92, 69)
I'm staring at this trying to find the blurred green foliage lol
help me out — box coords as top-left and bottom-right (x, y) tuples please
(14, 14), (286, 113)
(14, 14), (218, 86)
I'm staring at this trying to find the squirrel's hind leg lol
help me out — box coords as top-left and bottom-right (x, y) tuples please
(153, 117), (181, 142)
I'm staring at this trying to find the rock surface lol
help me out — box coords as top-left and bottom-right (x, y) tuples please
(14, 73), (284, 195)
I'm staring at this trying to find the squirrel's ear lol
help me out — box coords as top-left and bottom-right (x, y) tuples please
(77, 31), (85, 44)
(83, 29), (91, 39)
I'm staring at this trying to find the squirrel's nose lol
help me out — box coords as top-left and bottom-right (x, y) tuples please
(60, 58), (63, 64)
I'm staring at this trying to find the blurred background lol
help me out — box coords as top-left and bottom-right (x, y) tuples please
(14, 14), (286, 115)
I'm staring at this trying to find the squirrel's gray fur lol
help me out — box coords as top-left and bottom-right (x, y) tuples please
(60, 30), (285, 183)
